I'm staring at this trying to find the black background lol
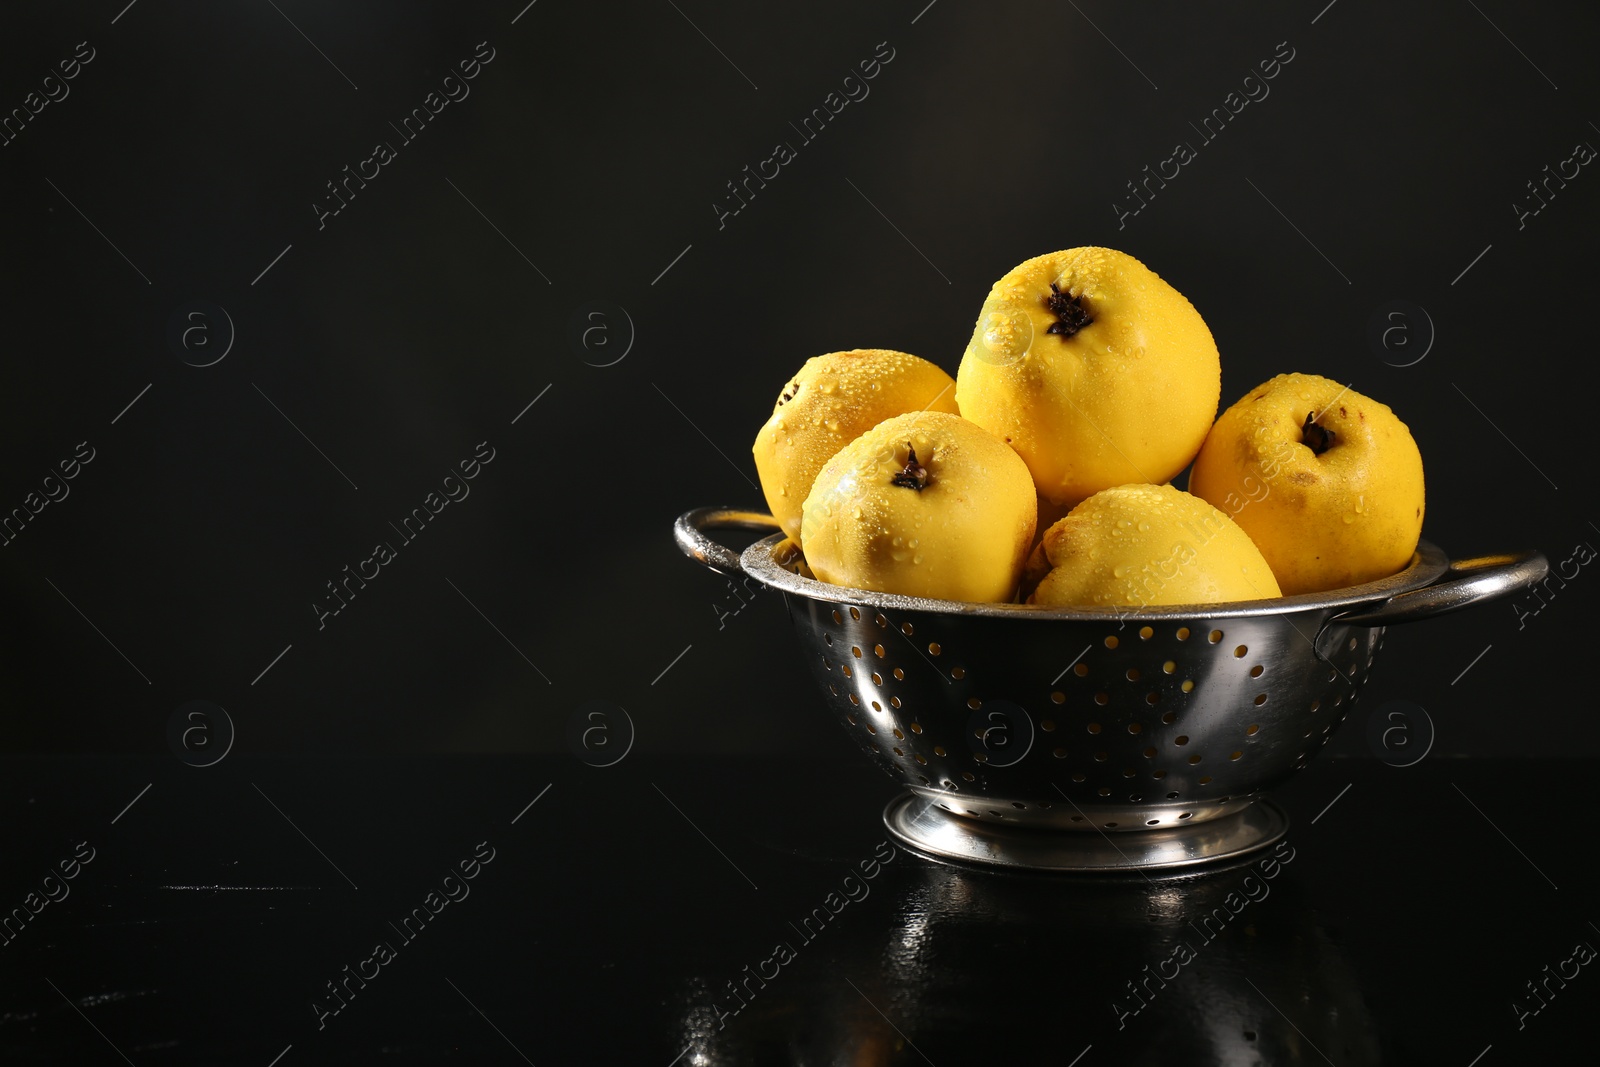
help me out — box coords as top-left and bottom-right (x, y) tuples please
(2, 0), (1595, 761)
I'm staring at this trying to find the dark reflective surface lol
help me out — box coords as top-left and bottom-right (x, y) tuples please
(0, 753), (1589, 1063)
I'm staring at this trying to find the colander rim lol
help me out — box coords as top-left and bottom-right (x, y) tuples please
(740, 535), (1451, 620)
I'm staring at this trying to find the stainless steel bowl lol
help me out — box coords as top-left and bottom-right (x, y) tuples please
(676, 506), (1546, 872)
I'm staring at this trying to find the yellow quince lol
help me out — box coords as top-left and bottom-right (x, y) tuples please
(753, 349), (958, 546)
(801, 411), (1036, 603)
(1189, 373), (1425, 595)
(1028, 483), (1281, 607)
(956, 247), (1220, 508)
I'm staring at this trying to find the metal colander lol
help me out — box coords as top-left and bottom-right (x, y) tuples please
(676, 507), (1546, 872)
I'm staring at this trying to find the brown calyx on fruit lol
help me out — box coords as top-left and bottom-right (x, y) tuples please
(1301, 411), (1336, 455)
(1044, 282), (1094, 337)
(891, 445), (930, 490)
(777, 379), (801, 406)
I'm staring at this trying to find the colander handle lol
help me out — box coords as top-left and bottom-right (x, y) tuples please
(674, 506), (783, 579)
(1331, 549), (1549, 627)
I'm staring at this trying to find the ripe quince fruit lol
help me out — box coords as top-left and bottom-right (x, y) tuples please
(801, 411), (1036, 602)
(1027, 483), (1281, 607)
(1189, 373), (1424, 595)
(753, 349), (959, 545)
(956, 247), (1220, 508)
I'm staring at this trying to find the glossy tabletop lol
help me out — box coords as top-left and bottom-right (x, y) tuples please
(0, 753), (1583, 1065)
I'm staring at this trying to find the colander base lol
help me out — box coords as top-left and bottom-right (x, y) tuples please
(884, 793), (1289, 873)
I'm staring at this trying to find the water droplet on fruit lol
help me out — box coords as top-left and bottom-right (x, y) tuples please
(825, 419), (840, 432)
(819, 379), (837, 395)
(1138, 521), (1150, 532)
(892, 549), (909, 562)
(1113, 565), (1128, 578)
(912, 554), (923, 565)
(1342, 513), (1356, 524)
